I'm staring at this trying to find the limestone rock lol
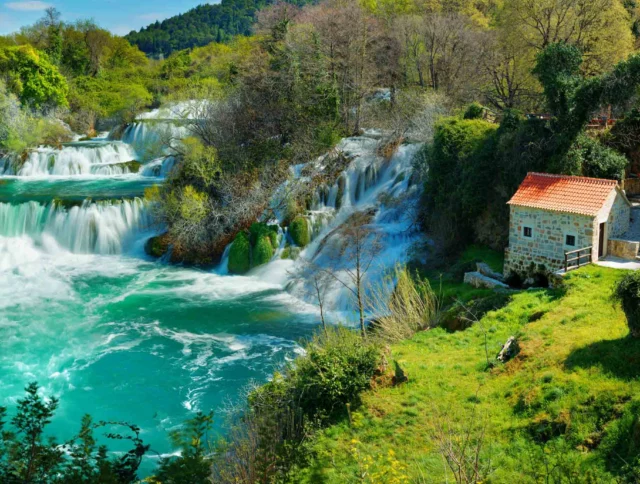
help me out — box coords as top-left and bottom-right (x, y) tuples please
(497, 336), (520, 363)
(476, 262), (504, 281)
(464, 271), (510, 290)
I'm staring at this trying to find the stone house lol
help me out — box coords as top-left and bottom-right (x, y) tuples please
(504, 173), (632, 276)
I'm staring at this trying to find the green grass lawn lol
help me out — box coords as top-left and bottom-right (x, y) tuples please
(295, 264), (640, 483)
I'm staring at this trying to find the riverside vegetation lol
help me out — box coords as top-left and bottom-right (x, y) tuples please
(4, 0), (640, 482)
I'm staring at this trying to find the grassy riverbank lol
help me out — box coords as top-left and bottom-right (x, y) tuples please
(295, 262), (640, 482)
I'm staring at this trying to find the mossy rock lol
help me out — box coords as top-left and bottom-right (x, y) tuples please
(145, 233), (171, 259)
(120, 160), (142, 173)
(249, 223), (279, 248)
(229, 232), (251, 274)
(290, 216), (310, 247)
(253, 234), (275, 267)
(281, 246), (301, 261)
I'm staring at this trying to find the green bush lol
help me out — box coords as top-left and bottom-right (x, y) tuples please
(613, 272), (640, 337)
(252, 234), (274, 267)
(463, 102), (485, 120)
(228, 232), (250, 274)
(288, 327), (381, 419)
(290, 217), (310, 247)
(563, 132), (627, 180)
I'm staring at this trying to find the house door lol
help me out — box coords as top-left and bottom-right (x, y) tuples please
(599, 223), (606, 257)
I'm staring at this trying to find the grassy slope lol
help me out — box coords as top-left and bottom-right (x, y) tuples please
(297, 261), (640, 482)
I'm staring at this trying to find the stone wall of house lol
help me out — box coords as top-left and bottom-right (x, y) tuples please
(504, 206), (595, 276)
(606, 191), (631, 238)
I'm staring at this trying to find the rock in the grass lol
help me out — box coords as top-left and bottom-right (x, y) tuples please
(477, 262), (505, 281)
(464, 271), (510, 289)
(497, 336), (520, 363)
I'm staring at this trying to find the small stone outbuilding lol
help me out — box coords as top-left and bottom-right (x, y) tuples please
(504, 173), (632, 276)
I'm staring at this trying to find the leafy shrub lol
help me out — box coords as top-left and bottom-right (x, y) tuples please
(0, 383), (148, 483)
(228, 232), (250, 274)
(290, 216), (310, 247)
(0, 45), (68, 109)
(563, 132), (627, 180)
(288, 326), (382, 419)
(463, 102), (485, 120)
(613, 271), (640, 337)
(153, 412), (214, 484)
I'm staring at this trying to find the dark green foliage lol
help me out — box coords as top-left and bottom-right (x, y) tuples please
(125, 0), (317, 58)
(420, 117), (498, 249)
(253, 234), (275, 267)
(613, 271), (640, 337)
(145, 233), (170, 259)
(564, 133), (627, 180)
(154, 412), (214, 484)
(533, 43), (583, 125)
(229, 231), (251, 274)
(463, 102), (485, 120)
(0, 383), (148, 483)
(600, 399), (640, 481)
(287, 327), (381, 419)
(290, 216), (310, 247)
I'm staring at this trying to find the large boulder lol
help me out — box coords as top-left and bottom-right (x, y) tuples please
(476, 262), (504, 281)
(463, 271), (510, 289)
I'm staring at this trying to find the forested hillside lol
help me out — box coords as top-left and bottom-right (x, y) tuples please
(125, 0), (317, 57)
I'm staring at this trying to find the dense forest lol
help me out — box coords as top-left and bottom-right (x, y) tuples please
(3, 0), (640, 482)
(125, 0), (318, 57)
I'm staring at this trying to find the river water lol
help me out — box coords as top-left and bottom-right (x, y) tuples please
(0, 115), (422, 473)
(0, 127), (318, 472)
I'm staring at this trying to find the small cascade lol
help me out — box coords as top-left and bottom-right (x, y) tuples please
(0, 142), (138, 177)
(278, 137), (423, 312)
(0, 199), (149, 254)
(120, 122), (190, 160)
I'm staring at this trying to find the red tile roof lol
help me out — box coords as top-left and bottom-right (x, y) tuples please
(507, 173), (618, 216)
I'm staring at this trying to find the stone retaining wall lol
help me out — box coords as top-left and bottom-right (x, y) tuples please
(623, 178), (640, 196)
(608, 238), (639, 259)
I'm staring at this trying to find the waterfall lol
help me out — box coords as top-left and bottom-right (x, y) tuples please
(0, 143), (138, 177)
(120, 122), (190, 160)
(0, 199), (149, 254)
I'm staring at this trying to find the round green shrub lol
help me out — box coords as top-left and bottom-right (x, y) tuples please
(228, 232), (251, 274)
(290, 216), (310, 247)
(252, 234), (274, 268)
(463, 102), (485, 120)
(613, 272), (640, 337)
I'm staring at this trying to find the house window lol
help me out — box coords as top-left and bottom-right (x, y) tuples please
(565, 234), (576, 247)
(523, 226), (533, 238)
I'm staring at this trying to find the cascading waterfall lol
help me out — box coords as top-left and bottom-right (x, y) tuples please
(0, 199), (149, 254)
(228, 135), (424, 313)
(0, 142), (139, 176)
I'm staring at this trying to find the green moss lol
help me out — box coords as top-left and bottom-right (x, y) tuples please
(228, 232), (251, 274)
(290, 216), (310, 247)
(252, 234), (275, 267)
(145, 233), (170, 258)
(249, 222), (279, 247)
(120, 160), (142, 173)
